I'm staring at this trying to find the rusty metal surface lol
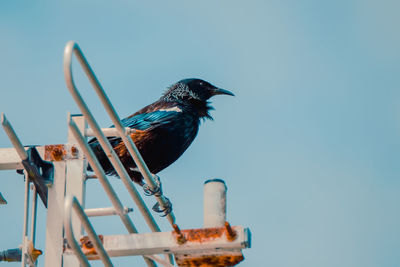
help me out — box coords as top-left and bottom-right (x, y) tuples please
(175, 251), (244, 267)
(173, 225), (238, 243)
(173, 226), (243, 266)
(79, 235), (104, 256)
(173, 224), (187, 244)
(63, 226), (249, 263)
(224, 222), (237, 241)
(44, 144), (79, 161)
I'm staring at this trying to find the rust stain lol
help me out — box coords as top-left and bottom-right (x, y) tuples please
(175, 253), (244, 267)
(71, 146), (79, 157)
(80, 235), (104, 256)
(44, 144), (79, 161)
(45, 144), (66, 161)
(173, 225), (240, 244)
(173, 227), (224, 244)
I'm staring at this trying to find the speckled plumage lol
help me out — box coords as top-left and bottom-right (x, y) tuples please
(88, 78), (234, 184)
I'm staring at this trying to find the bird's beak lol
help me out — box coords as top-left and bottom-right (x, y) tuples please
(212, 87), (235, 97)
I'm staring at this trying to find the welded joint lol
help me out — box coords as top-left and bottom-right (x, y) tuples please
(172, 224), (186, 245)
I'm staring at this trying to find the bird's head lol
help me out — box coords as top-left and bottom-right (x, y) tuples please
(162, 78), (234, 119)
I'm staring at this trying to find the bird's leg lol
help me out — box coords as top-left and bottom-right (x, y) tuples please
(142, 175), (173, 216)
(152, 196), (172, 217)
(142, 174), (162, 197)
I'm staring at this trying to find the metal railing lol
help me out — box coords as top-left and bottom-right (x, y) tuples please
(63, 41), (176, 226)
(63, 41), (181, 265)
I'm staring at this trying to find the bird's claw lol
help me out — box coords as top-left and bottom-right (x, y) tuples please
(152, 196), (172, 217)
(143, 175), (162, 197)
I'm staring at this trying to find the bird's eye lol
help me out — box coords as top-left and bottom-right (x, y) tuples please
(199, 82), (204, 86)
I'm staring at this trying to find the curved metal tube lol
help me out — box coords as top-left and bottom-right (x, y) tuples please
(63, 41), (176, 226)
(64, 195), (113, 267)
(63, 41), (160, 232)
(64, 41), (158, 267)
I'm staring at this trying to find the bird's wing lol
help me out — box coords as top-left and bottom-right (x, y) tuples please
(120, 107), (182, 131)
(88, 103), (182, 146)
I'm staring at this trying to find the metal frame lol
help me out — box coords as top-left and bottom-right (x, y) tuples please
(0, 41), (251, 267)
(64, 226), (250, 258)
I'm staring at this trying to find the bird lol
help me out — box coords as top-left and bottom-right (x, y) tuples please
(88, 78), (234, 186)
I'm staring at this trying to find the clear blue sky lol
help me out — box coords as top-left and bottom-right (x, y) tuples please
(1, 1), (400, 266)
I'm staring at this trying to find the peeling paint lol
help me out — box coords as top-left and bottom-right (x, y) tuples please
(44, 144), (79, 161)
(80, 235), (104, 256)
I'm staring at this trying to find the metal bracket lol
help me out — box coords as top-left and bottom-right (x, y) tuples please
(21, 147), (54, 208)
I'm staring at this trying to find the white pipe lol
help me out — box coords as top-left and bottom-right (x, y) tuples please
(21, 171), (30, 267)
(1, 113), (28, 161)
(85, 206), (133, 217)
(204, 179), (227, 227)
(29, 185), (37, 245)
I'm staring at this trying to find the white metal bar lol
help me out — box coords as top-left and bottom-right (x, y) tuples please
(1, 113), (28, 161)
(85, 207), (133, 217)
(0, 147), (25, 170)
(65, 226), (250, 259)
(63, 41), (160, 234)
(65, 115), (87, 242)
(64, 195), (112, 267)
(29, 185), (37, 245)
(85, 127), (136, 137)
(21, 172), (30, 267)
(44, 160), (66, 267)
(68, 117), (138, 233)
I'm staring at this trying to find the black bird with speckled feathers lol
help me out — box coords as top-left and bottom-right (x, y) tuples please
(88, 78), (234, 185)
